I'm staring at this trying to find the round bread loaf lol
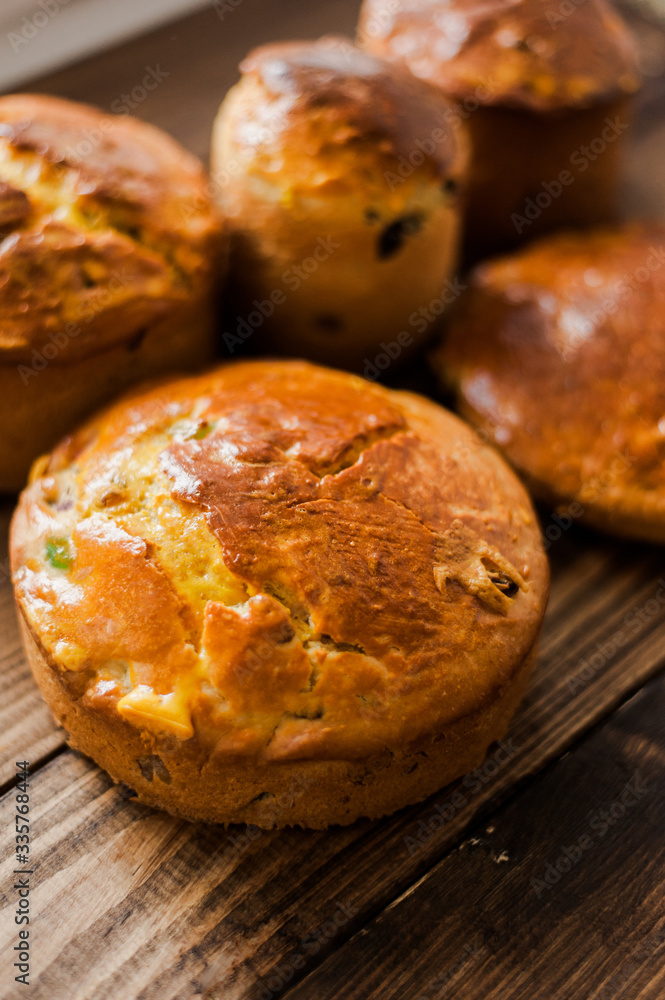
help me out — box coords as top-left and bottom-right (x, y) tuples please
(358, 0), (641, 259)
(435, 225), (665, 542)
(211, 37), (467, 371)
(0, 94), (226, 493)
(11, 360), (549, 828)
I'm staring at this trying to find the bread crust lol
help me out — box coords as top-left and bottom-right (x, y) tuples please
(456, 100), (632, 259)
(0, 94), (225, 491)
(358, 0), (640, 258)
(435, 225), (665, 542)
(212, 37), (467, 368)
(11, 360), (549, 826)
(358, 0), (640, 113)
(19, 610), (536, 828)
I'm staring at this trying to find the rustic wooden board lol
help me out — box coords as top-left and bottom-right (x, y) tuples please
(282, 676), (665, 1000)
(0, 2), (664, 999)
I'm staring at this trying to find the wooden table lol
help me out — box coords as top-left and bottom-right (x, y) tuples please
(1, 2), (665, 998)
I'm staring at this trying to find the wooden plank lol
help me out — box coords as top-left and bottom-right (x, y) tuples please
(281, 676), (665, 1000)
(1, 529), (665, 1000)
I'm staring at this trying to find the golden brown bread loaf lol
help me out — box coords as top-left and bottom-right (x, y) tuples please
(0, 93), (226, 493)
(11, 360), (549, 827)
(435, 225), (665, 542)
(358, 0), (641, 259)
(211, 37), (467, 371)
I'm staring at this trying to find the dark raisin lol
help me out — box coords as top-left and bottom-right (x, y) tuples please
(127, 327), (148, 352)
(489, 572), (520, 597)
(151, 755), (171, 784)
(249, 791), (273, 804)
(377, 214), (423, 259)
(137, 755), (171, 784)
(316, 313), (343, 335)
(442, 178), (459, 197)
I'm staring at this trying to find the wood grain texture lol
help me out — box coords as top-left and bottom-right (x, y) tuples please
(0, 2), (664, 999)
(0, 529), (664, 1000)
(282, 676), (665, 1000)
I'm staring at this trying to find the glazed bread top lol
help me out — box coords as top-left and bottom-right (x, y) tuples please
(11, 360), (548, 761)
(437, 226), (665, 518)
(215, 36), (466, 202)
(358, 0), (640, 112)
(0, 94), (223, 365)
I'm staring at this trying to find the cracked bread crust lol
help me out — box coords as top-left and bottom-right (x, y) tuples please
(0, 93), (223, 363)
(358, 0), (640, 113)
(0, 94), (225, 491)
(11, 360), (549, 825)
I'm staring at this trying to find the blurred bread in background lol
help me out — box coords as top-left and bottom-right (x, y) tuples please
(212, 36), (468, 371)
(434, 224), (665, 541)
(0, 93), (226, 493)
(358, 0), (641, 261)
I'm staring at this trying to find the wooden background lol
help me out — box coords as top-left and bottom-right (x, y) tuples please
(1, 1), (665, 998)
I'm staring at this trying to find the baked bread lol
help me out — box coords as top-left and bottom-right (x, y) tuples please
(435, 225), (665, 542)
(358, 0), (641, 260)
(11, 359), (549, 828)
(0, 93), (226, 493)
(211, 37), (467, 371)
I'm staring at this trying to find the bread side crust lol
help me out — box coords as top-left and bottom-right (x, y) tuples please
(18, 610), (537, 829)
(0, 295), (216, 494)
